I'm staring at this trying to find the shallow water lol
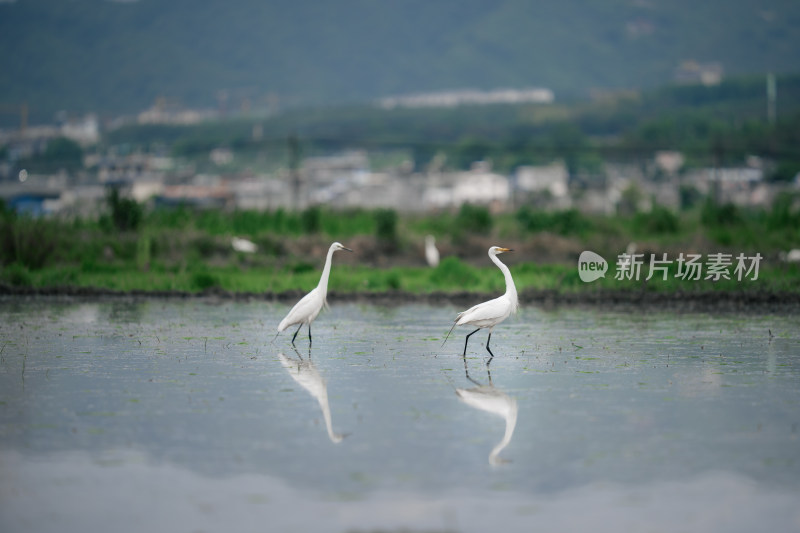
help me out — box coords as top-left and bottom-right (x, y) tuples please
(0, 298), (799, 532)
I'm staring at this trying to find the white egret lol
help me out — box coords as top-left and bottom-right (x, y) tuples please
(276, 242), (352, 345)
(779, 249), (800, 263)
(231, 236), (257, 253)
(442, 246), (518, 358)
(425, 234), (440, 267)
(278, 350), (347, 443)
(617, 241), (637, 275)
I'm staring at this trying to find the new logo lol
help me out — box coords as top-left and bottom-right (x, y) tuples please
(578, 251), (608, 282)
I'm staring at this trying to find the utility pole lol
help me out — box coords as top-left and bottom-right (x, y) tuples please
(767, 73), (776, 125)
(288, 134), (301, 211)
(20, 102), (28, 135)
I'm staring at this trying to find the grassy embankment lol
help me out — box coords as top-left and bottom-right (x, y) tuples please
(1, 198), (799, 298)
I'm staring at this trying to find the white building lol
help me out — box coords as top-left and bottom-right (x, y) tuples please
(61, 114), (99, 146)
(423, 162), (510, 209)
(514, 162), (571, 208)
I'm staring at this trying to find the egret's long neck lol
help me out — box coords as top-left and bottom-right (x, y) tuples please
(491, 253), (518, 310)
(317, 245), (336, 293)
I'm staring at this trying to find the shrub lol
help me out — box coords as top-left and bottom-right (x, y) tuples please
(301, 206), (321, 234)
(137, 233), (152, 271)
(0, 214), (59, 269)
(429, 256), (479, 288)
(255, 235), (286, 256)
(679, 185), (703, 210)
(383, 271), (402, 290)
(516, 207), (590, 236)
(456, 204), (492, 235)
(634, 206), (679, 234)
(105, 188), (142, 232)
(289, 261), (314, 274)
(766, 192), (799, 231)
(374, 208), (398, 251)
(0, 263), (32, 286)
(192, 234), (220, 258)
(190, 271), (219, 290)
(701, 198), (742, 227)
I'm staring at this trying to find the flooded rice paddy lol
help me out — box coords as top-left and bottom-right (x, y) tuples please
(0, 297), (799, 533)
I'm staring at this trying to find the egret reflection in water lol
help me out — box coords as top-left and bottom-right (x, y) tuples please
(277, 349), (347, 443)
(456, 358), (518, 466)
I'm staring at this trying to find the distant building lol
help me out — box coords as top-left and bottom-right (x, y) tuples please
(137, 98), (216, 125)
(60, 114), (99, 146)
(674, 60), (723, 86)
(131, 181), (164, 203)
(155, 177), (233, 209)
(514, 162), (571, 208)
(210, 147), (234, 166)
(231, 176), (292, 211)
(304, 151), (369, 206)
(378, 87), (554, 109)
(423, 162), (510, 210)
(684, 166), (769, 207)
(654, 151), (685, 175)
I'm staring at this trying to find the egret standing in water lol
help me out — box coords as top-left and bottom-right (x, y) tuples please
(276, 242), (352, 345)
(443, 246), (518, 358)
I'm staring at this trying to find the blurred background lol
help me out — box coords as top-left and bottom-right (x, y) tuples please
(0, 0), (799, 289)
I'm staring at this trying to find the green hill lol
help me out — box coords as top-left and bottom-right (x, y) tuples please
(1, 0), (800, 124)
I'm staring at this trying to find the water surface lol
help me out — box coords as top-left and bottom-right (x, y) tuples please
(1, 298), (798, 532)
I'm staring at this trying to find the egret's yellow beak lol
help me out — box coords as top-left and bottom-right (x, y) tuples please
(498, 247), (513, 253)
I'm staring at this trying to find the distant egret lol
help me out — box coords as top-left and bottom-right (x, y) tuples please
(425, 234), (440, 267)
(617, 242), (637, 275)
(231, 236), (257, 253)
(276, 242), (352, 345)
(779, 249), (800, 263)
(442, 246), (518, 358)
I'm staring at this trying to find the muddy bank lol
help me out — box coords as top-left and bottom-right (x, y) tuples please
(1, 283), (798, 313)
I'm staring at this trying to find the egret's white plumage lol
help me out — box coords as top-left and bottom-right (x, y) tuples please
(231, 236), (257, 253)
(276, 242), (352, 345)
(425, 234), (440, 267)
(617, 241), (637, 274)
(443, 246), (518, 357)
(779, 249), (800, 263)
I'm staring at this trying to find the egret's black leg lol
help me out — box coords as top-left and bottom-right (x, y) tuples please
(463, 328), (481, 355)
(291, 324), (303, 345)
(485, 332), (495, 359)
(308, 323), (313, 345)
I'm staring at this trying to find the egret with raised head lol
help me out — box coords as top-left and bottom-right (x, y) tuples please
(276, 242), (352, 345)
(442, 246), (518, 358)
